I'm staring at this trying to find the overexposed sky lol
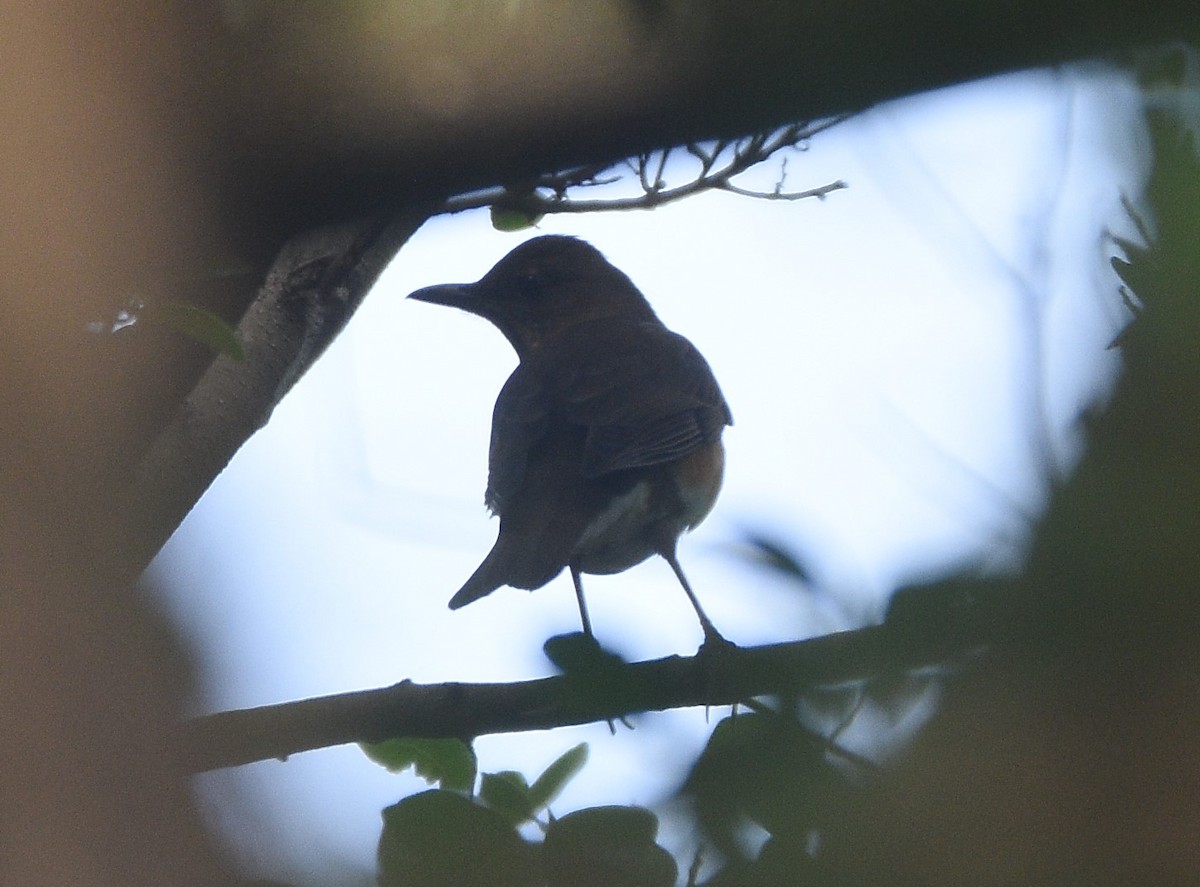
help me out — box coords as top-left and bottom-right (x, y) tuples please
(155, 65), (1148, 881)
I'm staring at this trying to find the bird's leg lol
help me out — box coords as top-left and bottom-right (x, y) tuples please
(566, 565), (630, 734)
(569, 565), (596, 640)
(662, 548), (731, 649)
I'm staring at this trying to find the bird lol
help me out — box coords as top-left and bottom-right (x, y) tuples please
(408, 235), (732, 646)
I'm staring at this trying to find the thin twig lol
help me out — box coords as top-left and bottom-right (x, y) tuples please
(720, 180), (847, 202)
(440, 116), (853, 219)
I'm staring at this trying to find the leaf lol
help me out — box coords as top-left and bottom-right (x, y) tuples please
(684, 712), (836, 858)
(154, 300), (245, 361)
(479, 770), (535, 826)
(1111, 235), (1149, 267)
(360, 738), (477, 793)
(543, 806), (676, 887)
(490, 203), (544, 232)
(479, 744), (589, 825)
(527, 743), (588, 813)
(738, 529), (812, 584)
(542, 633), (635, 721)
(378, 790), (535, 887)
(542, 632), (625, 673)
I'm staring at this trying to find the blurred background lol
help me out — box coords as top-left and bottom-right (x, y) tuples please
(151, 63), (1159, 882)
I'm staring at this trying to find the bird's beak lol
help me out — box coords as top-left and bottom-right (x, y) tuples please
(407, 283), (478, 311)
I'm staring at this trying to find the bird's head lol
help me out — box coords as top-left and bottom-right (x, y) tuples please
(408, 235), (659, 357)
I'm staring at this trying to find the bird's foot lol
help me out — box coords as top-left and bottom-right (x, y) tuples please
(695, 628), (737, 708)
(697, 626), (737, 657)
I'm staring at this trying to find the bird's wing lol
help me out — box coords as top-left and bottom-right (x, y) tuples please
(485, 320), (731, 510)
(552, 321), (732, 478)
(485, 364), (549, 514)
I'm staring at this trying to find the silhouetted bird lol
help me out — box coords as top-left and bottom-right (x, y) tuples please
(408, 235), (732, 644)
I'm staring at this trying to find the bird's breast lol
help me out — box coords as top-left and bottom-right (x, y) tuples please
(673, 438), (725, 529)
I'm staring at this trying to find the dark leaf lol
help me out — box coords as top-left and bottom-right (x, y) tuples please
(378, 790), (536, 887)
(480, 770), (535, 825)
(684, 712), (839, 858)
(543, 631), (625, 673)
(738, 530), (812, 585)
(544, 806), (676, 887)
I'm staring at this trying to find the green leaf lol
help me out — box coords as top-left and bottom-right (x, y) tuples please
(542, 632), (625, 673)
(528, 743), (588, 813)
(490, 203), (544, 232)
(543, 632), (636, 720)
(479, 770), (535, 825)
(684, 712), (837, 859)
(487, 205), (544, 232)
(360, 738), (477, 793)
(544, 806), (676, 887)
(378, 790), (535, 887)
(154, 300), (245, 361)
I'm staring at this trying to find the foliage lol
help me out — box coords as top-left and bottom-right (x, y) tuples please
(367, 739), (678, 887)
(362, 94), (1200, 885)
(361, 737), (478, 794)
(153, 300), (246, 361)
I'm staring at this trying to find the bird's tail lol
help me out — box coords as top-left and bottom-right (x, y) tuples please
(447, 538), (563, 609)
(447, 554), (505, 609)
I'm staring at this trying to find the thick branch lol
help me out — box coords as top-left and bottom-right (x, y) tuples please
(184, 609), (991, 772)
(211, 3), (1199, 241)
(110, 207), (433, 576)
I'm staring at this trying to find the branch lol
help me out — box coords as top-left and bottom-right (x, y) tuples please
(532, 177), (848, 215)
(184, 606), (994, 772)
(440, 119), (850, 220)
(107, 207), (433, 578)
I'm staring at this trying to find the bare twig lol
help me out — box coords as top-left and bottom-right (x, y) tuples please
(719, 180), (846, 202)
(652, 148), (668, 193)
(441, 117), (852, 219)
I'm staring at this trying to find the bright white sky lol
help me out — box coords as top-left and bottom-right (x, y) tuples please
(154, 65), (1149, 881)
